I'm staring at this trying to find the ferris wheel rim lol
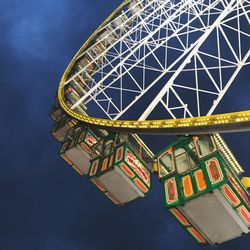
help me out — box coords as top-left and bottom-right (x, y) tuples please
(57, 0), (250, 133)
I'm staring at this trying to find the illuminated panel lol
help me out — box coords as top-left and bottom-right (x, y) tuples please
(91, 178), (106, 192)
(220, 184), (241, 207)
(178, 189), (249, 244)
(68, 119), (77, 127)
(182, 175), (194, 198)
(89, 159), (99, 176)
(227, 171), (250, 208)
(187, 227), (207, 244)
(101, 158), (109, 172)
(133, 178), (148, 193)
(169, 208), (190, 226)
(84, 132), (97, 146)
(115, 146), (124, 163)
(206, 158), (223, 185)
(78, 131), (85, 142)
(194, 169), (207, 191)
(109, 155), (114, 168)
(80, 142), (92, 154)
(237, 206), (250, 226)
(125, 149), (150, 187)
(105, 192), (120, 205)
(164, 177), (178, 205)
(120, 163), (135, 178)
(61, 154), (72, 165)
(60, 141), (68, 154)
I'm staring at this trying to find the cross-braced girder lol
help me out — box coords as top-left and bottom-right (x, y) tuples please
(62, 0), (250, 122)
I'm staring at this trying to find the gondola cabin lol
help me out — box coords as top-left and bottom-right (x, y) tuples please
(113, 12), (128, 34)
(89, 133), (152, 205)
(49, 102), (65, 122)
(65, 87), (87, 112)
(128, 0), (143, 16)
(51, 116), (78, 142)
(65, 100), (86, 116)
(97, 25), (118, 48)
(69, 78), (87, 97)
(60, 126), (100, 175)
(156, 134), (250, 245)
(87, 42), (105, 67)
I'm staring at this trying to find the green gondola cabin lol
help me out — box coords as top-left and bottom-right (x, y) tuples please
(89, 133), (152, 205)
(156, 134), (250, 245)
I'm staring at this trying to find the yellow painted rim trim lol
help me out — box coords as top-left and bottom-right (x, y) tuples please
(57, 0), (250, 131)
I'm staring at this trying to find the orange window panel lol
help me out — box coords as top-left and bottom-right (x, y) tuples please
(187, 227), (206, 244)
(194, 169), (207, 191)
(221, 184), (240, 207)
(91, 178), (106, 192)
(227, 172), (250, 208)
(115, 146), (123, 163)
(80, 142), (91, 154)
(105, 192), (120, 205)
(120, 163), (135, 178)
(61, 154), (72, 165)
(169, 208), (190, 226)
(89, 160), (99, 176)
(133, 178), (148, 193)
(71, 164), (84, 175)
(237, 206), (250, 226)
(101, 158), (109, 172)
(182, 175), (194, 197)
(109, 155), (114, 168)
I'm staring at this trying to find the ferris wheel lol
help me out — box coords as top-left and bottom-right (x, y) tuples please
(51, 0), (250, 246)
(59, 0), (249, 124)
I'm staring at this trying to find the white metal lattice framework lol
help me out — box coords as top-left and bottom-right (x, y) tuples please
(62, 0), (250, 122)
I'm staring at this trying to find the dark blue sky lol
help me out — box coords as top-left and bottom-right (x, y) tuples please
(0, 1), (249, 249)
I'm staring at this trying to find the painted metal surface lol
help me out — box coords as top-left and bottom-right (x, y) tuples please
(55, 0), (249, 134)
(178, 189), (249, 244)
(60, 127), (99, 175)
(89, 142), (151, 205)
(156, 135), (250, 244)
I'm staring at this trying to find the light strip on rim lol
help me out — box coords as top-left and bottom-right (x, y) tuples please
(57, 0), (250, 135)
